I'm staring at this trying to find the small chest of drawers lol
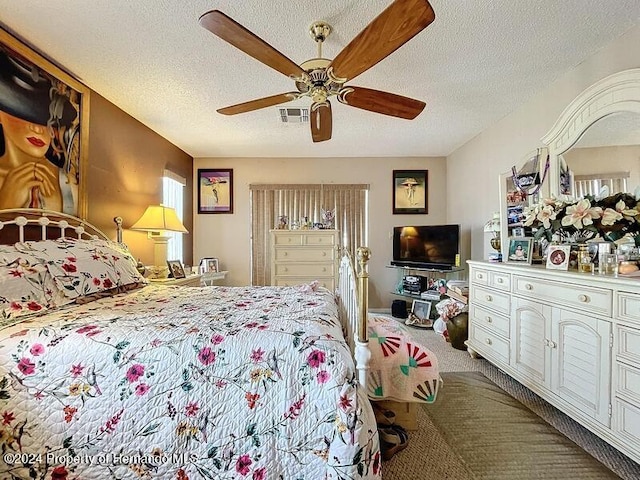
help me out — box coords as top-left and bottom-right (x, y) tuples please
(270, 230), (339, 290)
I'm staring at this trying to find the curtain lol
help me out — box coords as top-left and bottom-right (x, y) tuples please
(573, 172), (629, 198)
(249, 184), (369, 285)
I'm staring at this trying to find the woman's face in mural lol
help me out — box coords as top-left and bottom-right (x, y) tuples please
(0, 109), (51, 159)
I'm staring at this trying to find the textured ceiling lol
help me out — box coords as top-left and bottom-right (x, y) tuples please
(1, 0), (639, 158)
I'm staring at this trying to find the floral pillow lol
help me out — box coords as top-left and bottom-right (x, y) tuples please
(14, 238), (147, 300)
(0, 245), (71, 325)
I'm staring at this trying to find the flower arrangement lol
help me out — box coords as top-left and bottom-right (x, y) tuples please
(523, 192), (640, 246)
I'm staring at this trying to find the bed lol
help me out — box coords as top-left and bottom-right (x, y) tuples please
(0, 209), (382, 479)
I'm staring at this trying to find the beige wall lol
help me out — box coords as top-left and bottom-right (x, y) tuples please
(565, 146), (640, 191)
(446, 23), (640, 263)
(193, 156), (447, 308)
(86, 93), (194, 265)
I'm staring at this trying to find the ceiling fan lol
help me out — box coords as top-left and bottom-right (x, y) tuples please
(199, 0), (435, 143)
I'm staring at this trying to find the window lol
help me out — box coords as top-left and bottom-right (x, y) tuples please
(249, 183), (369, 285)
(162, 170), (186, 263)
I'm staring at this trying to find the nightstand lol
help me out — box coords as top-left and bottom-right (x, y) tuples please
(148, 274), (203, 287)
(201, 270), (228, 285)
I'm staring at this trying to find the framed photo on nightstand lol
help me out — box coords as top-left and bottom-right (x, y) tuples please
(200, 257), (219, 273)
(167, 260), (186, 279)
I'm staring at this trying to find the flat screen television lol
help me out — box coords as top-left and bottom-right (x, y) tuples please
(391, 224), (460, 270)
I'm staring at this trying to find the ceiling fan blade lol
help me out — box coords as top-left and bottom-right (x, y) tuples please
(199, 10), (306, 79)
(310, 101), (333, 143)
(217, 92), (299, 115)
(329, 0), (435, 82)
(338, 86), (425, 119)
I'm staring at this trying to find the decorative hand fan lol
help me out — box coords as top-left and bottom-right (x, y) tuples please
(199, 0), (435, 142)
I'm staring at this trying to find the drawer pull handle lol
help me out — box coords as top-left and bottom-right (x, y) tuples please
(549, 340), (557, 349)
(578, 294), (589, 303)
(485, 338), (492, 345)
(485, 295), (492, 302)
(322, 267), (327, 272)
(322, 252), (327, 257)
(477, 274), (484, 279)
(525, 283), (533, 290)
(283, 252), (288, 257)
(497, 278), (503, 284)
(485, 316), (493, 323)
(284, 268), (288, 272)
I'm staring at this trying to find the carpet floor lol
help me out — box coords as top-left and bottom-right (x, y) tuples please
(376, 319), (640, 480)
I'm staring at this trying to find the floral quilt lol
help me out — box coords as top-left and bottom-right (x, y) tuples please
(0, 284), (380, 479)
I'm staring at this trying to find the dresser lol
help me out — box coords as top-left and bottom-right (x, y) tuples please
(467, 260), (640, 464)
(270, 230), (339, 289)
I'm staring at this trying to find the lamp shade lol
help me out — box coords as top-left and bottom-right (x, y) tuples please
(130, 205), (188, 233)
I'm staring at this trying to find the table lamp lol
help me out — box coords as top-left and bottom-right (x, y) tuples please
(484, 212), (502, 262)
(130, 205), (188, 278)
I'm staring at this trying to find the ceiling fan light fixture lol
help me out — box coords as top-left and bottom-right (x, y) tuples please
(200, 0), (436, 142)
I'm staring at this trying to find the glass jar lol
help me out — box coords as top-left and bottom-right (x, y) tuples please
(577, 244), (593, 273)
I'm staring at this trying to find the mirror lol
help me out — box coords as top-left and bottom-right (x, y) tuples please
(560, 111), (640, 197)
(498, 68), (640, 261)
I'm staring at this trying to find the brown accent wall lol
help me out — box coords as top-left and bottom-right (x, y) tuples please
(86, 93), (193, 266)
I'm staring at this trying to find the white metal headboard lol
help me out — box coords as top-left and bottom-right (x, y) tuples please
(0, 208), (110, 244)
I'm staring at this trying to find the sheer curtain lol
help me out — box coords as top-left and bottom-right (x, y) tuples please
(250, 184), (369, 285)
(162, 170), (186, 263)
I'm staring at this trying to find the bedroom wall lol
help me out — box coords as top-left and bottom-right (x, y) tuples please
(446, 23), (640, 263)
(193, 156), (447, 309)
(86, 93), (194, 266)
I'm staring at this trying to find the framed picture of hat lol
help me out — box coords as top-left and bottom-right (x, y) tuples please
(0, 29), (90, 217)
(393, 170), (428, 214)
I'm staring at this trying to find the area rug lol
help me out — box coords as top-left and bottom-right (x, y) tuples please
(422, 371), (620, 479)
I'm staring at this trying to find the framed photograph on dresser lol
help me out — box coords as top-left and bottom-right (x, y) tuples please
(506, 237), (533, 264)
(546, 244), (570, 270)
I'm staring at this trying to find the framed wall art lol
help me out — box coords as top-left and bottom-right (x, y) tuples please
(393, 170), (428, 214)
(198, 169), (233, 214)
(0, 28), (90, 217)
(506, 237), (533, 264)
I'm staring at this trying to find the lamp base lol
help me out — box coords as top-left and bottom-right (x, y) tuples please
(490, 237), (501, 252)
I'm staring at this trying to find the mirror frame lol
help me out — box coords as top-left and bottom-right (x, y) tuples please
(541, 68), (640, 197)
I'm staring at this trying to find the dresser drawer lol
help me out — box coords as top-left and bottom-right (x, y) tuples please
(274, 262), (334, 277)
(617, 292), (640, 327)
(616, 362), (640, 404)
(274, 247), (335, 262)
(489, 271), (511, 291)
(272, 233), (304, 245)
(471, 268), (489, 285)
(513, 275), (612, 317)
(470, 285), (510, 316)
(470, 303), (510, 337)
(469, 323), (510, 365)
(304, 233), (336, 245)
(273, 277), (335, 290)
(613, 398), (640, 456)
(617, 325), (640, 367)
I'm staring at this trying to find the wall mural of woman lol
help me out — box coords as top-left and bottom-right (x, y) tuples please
(0, 31), (88, 216)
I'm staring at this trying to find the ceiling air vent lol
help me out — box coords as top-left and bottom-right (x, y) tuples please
(278, 107), (309, 124)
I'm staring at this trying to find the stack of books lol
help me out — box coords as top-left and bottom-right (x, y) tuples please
(446, 280), (469, 304)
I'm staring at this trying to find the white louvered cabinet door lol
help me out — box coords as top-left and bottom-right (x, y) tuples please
(551, 309), (612, 427)
(511, 297), (552, 389)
